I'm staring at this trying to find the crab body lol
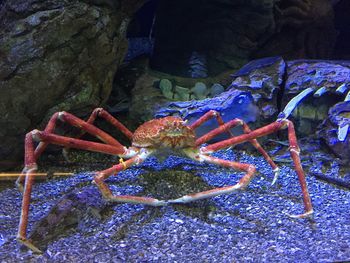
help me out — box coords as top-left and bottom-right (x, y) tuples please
(132, 116), (196, 149)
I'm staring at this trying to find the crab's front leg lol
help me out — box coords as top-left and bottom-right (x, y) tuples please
(168, 148), (256, 203)
(17, 132), (41, 253)
(17, 130), (129, 253)
(189, 110), (235, 138)
(93, 148), (167, 206)
(201, 120), (313, 218)
(194, 117), (280, 182)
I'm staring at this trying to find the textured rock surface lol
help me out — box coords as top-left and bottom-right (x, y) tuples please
(230, 56), (285, 121)
(255, 0), (336, 59)
(0, 0), (144, 170)
(283, 60), (350, 135)
(318, 101), (350, 161)
(151, 0), (275, 76)
(155, 89), (259, 139)
(150, 0), (336, 77)
(129, 72), (169, 123)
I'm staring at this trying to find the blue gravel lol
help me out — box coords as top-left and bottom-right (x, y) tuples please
(0, 150), (349, 262)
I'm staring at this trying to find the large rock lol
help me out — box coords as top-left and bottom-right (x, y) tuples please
(150, 0), (275, 76)
(150, 0), (335, 77)
(229, 56), (285, 122)
(282, 60), (350, 135)
(0, 0), (144, 170)
(317, 101), (350, 161)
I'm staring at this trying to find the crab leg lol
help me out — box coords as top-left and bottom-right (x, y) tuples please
(189, 110), (234, 137)
(57, 111), (124, 147)
(93, 149), (167, 206)
(62, 108), (133, 159)
(195, 118), (278, 177)
(67, 108), (133, 140)
(16, 113), (60, 189)
(34, 111), (128, 157)
(17, 130), (130, 253)
(169, 152), (256, 203)
(16, 111), (128, 188)
(17, 132), (41, 253)
(31, 130), (127, 155)
(201, 119), (313, 218)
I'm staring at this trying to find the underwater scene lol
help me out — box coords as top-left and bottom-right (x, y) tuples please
(0, 0), (349, 262)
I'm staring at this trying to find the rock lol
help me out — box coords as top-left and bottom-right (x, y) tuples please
(155, 88), (259, 139)
(0, 0), (144, 170)
(28, 186), (108, 251)
(129, 73), (168, 122)
(229, 56), (285, 121)
(210, 84), (225, 97)
(191, 82), (208, 100)
(124, 37), (154, 62)
(188, 51), (208, 78)
(174, 86), (190, 101)
(256, 0), (336, 60)
(282, 60), (350, 136)
(150, 0), (335, 76)
(318, 101), (350, 161)
(159, 79), (174, 100)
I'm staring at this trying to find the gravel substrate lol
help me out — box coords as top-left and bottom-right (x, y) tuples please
(0, 149), (349, 262)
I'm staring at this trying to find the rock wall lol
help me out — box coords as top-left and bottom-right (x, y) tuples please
(0, 0), (144, 170)
(150, 0), (336, 77)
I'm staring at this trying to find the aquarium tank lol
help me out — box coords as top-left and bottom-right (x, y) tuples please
(0, 0), (350, 262)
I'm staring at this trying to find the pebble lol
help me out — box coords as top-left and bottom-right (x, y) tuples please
(1, 150), (350, 262)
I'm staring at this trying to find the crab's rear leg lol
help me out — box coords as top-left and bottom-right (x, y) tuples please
(16, 111), (127, 189)
(169, 149), (256, 203)
(189, 110), (234, 137)
(201, 119), (313, 218)
(195, 118), (279, 182)
(17, 130), (130, 253)
(62, 108), (133, 159)
(93, 150), (167, 206)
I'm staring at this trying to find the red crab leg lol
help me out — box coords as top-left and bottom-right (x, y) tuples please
(32, 130), (127, 155)
(201, 119), (313, 218)
(57, 111), (124, 147)
(62, 108), (133, 159)
(16, 113), (60, 190)
(195, 118), (278, 177)
(93, 149), (167, 206)
(17, 132), (41, 253)
(16, 111), (128, 188)
(189, 110), (234, 137)
(17, 130), (130, 253)
(169, 152), (256, 203)
(67, 108), (133, 140)
(34, 111), (127, 156)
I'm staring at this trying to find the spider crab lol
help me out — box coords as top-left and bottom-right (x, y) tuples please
(17, 107), (313, 253)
